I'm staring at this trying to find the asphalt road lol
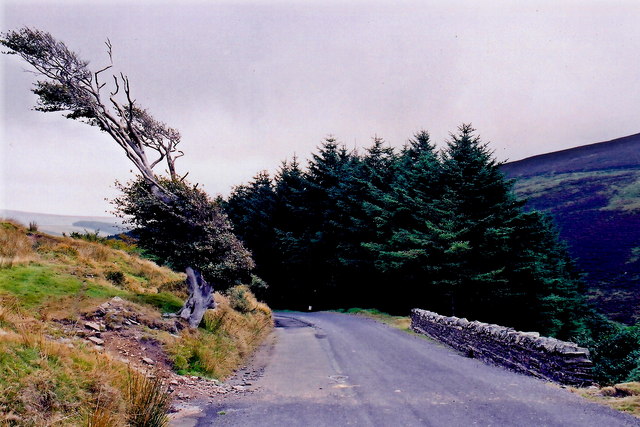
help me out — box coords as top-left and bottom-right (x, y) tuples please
(173, 311), (639, 426)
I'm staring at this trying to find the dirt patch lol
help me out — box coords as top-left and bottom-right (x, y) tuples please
(52, 296), (271, 415)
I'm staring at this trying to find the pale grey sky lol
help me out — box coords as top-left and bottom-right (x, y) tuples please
(2, 0), (639, 216)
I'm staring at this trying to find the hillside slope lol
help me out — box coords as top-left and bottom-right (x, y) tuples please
(502, 133), (640, 324)
(0, 220), (272, 425)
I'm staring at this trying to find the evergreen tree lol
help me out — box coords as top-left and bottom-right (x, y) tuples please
(222, 125), (588, 339)
(271, 157), (314, 308)
(362, 131), (442, 312)
(435, 124), (586, 338)
(303, 138), (358, 308)
(224, 171), (277, 299)
(339, 137), (398, 308)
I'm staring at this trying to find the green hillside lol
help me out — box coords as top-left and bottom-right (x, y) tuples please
(0, 220), (272, 425)
(502, 133), (640, 324)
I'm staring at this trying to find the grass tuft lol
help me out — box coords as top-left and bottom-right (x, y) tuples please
(125, 368), (170, 427)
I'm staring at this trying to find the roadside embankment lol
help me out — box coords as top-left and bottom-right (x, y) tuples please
(0, 219), (272, 425)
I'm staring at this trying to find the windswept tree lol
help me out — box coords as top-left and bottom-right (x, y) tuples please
(1, 27), (254, 327)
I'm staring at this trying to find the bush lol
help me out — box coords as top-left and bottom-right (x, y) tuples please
(70, 229), (102, 242)
(577, 313), (640, 385)
(105, 270), (126, 286)
(226, 285), (257, 313)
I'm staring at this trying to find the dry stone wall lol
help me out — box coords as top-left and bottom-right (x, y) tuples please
(411, 309), (593, 386)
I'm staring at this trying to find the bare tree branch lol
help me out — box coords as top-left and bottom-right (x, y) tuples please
(105, 38), (113, 64)
(0, 27), (181, 201)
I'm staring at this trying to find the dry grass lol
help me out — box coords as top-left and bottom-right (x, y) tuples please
(574, 382), (640, 418)
(0, 221), (35, 268)
(338, 308), (412, 331)
(0, 220), (275, 423)
(123, 368), (170, 427)
(0, 299), (171, 426)
(32, 233), (184, 294)
(0, 220), (184, 307)
(168, 288), (273, 379)
(0, 313), (119, 425)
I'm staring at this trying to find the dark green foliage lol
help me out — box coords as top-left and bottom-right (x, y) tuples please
(224, 171), (277, 296)
(222, 123), (640, 382)
(576, 313), (640, 385)
(70, 230), (102, 242)
(362, 131), (441, 311)
(222, 124), (587, 339)
(113, 177), (254, 290)
(105, 270), (125, 286)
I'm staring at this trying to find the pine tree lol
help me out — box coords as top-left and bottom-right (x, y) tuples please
(270, 157), (314, 308)
(435, 124), (586, 338)
(362, 131), (442, 312)
(303, 138), (359, 308)
(224, 171), (277, 300)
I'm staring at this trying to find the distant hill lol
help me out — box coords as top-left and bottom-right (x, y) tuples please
(0, 209), (127, 236)
(502, 133), (640, 324)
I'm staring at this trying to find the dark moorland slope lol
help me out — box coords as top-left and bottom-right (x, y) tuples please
(502, 133), (640, 324)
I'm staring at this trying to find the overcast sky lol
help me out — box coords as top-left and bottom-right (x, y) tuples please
(2, 0), (639, 216)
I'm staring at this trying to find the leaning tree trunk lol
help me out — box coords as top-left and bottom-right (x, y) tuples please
(149, 185), (217, 328)
(177, 266), (216, 328)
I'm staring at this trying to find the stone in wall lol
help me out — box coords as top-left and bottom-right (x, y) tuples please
(411, 308), (593, 386)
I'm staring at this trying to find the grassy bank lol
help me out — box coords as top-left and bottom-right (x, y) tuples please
(0, 220), (272, 425)
(574, 383), (640, 418)
(335, 308), (412, 331)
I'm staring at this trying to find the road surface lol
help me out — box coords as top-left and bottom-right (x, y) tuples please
(172, 311), (639, 426)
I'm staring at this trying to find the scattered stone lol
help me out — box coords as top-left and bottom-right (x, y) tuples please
(87, 336), (104, 346)
(169, 379), (180, 386)
(85, 321), (102, 332)
(142, 357), (155, 365)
